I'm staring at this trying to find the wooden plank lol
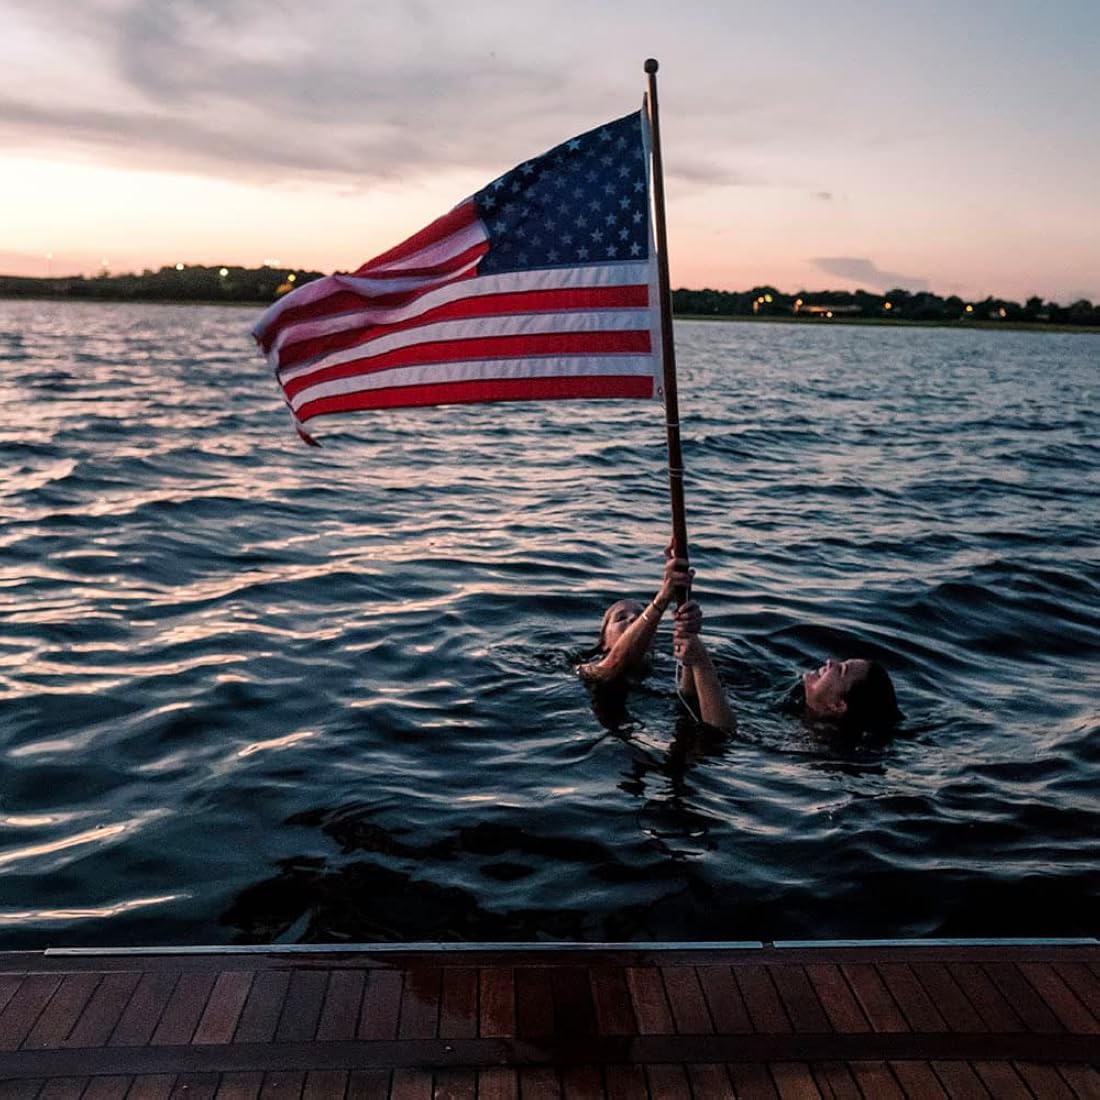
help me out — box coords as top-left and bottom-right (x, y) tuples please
(302, 1070), (347, 1100)
(438, 967), (477, 1040)
(274, 970), (329, 1043)
(82, 1078), (131, 1100)
(193, 970), (255, 1045)
(908, 964), (983, 1032)
(397, 967), (441, 1041)
(214, 1073), (263, 1100)
(0, 1080), (43, 1100)
(885, 1061), (948, 1100)
(1055, 1062), (1100, 1098)
(735, 965), (792, 1034)
(588, 967), (636, 1036)
(170, 1077), (219, 1100)
(515, 966), (554, 1037)
(478, 967), (515, 1039)
(432, 1069), (476, 1100)
(151, 972), (217, 1045)
(128, 1076), (177, 1100)
(802, 966), (866, 1034)
(36, 1081), (87, 1100)
(769, 966), (831, 1034)
(874, 964), (945, 1032)
(807, 1062), (860, 1100)
(725, 1063), (778, 1099)
(550, 966), (596, 1039)
(602, 1065), (646, 1100)
(476, 1067), (518, 1100)
(969, 1061), (1030, 1099)
(517, 1068), (560, 1100)
(846, 1062), (903, 1100)
(235, 970), (292, 1045)
(839, 965), (907, 1034)
(687, 1063), (734, 1099)
(62, 972), (140, 1047)
(109, 971), (179, 1047)
(624, 966), (673, 1034)
(0, 974), (23, 1016)
(389, 1068), (432, 1100)
(358, 969), (403, 1041)
(560, 1065), (602, 1100)
(345, 1069), (391, 1100)
(1018, 962), (1100, 1034)
(981, 961), (1064, 1032)
(643, 1065), (690, 1100)
(1054, 963), (1100, 1021)
(1012, 1061), (1076, 1099)
(928, 1062), (990, 1098)
(659, 966), (712, 1034)
(21, 972), (101, 1048)
(697, 965), (752, 1033)
(258, 1071), (304, 1099)
(947, 963), (1024, 1033)
(0, 973), (63, 1051)
(767, 1062), (821, 1099)
(316, 969), (366, 1042)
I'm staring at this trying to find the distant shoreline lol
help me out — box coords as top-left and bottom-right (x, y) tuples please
(1, 294), (1095, 335)
(2, 265), (1097, 335)
(675, 313), (1100, 335)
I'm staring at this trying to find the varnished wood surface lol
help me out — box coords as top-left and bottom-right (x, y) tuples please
(0, 942), (1096, 1097)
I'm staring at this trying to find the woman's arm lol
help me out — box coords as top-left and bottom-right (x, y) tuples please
(576, 556), (692, 684)
(673, 612), (736, 733)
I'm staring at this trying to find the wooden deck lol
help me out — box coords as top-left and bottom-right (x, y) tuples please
(0, 940), (1096, 1097)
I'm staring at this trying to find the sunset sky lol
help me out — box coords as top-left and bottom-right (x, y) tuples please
(2, 0), (1097, 303)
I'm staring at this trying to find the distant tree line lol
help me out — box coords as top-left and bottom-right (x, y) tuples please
(672, 284), (1100, 326)
(0, 265), (1096, 327)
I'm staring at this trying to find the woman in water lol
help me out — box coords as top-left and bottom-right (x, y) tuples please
(800, 657), (899, 734)
(576, 554), (736, 732)
(578, 553), (899, 737)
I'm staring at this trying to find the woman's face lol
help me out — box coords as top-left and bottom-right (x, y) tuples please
(601, 599), (644, 649)
(803, 658), (871, 717)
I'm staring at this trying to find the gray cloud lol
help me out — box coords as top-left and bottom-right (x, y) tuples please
(0, 0), (745, 190)
(811, 256), (929, 292)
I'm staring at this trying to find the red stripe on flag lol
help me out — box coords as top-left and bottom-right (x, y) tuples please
(276, 284), (651, 371)
(297, 374), (655, 420)
(355, 201), (480, 274)
(282, 329), (653, 400)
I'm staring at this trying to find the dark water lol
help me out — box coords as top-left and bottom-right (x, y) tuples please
(1, 300), (1097, 949)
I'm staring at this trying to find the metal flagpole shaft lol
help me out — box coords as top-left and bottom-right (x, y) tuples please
(644, 58), (691, 602)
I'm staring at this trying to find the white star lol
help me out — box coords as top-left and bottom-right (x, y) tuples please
(630, 242), (642, 256)
(592, 229), (604, 242)
(618, 228), (629, 240)
(520, 162), (535, 176)
(606, 244), (618, 257)
(578, 246), (589, 259)
(633, 180), (645, 193)
(567, 138), (582, 152)
(599, 128), (612, 142)
(632, 211), (643, 224)
(548, 249), (560, 262)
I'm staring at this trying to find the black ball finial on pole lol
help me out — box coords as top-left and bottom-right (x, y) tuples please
(644, 58), (659, 74)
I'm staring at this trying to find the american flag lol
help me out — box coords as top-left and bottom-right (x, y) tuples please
(252, 109), (661, 443)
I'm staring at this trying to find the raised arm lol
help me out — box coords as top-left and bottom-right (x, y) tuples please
(576, 555), (693, 684)
(673, 603), (736, 733)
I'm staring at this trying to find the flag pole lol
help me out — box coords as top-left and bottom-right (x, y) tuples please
(644, 58), (691, 601)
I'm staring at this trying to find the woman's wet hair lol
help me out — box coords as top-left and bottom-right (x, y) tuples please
(840, 660), (899, 733)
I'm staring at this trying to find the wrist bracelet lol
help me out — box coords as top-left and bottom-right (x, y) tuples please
(641, 605), (654, 624)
